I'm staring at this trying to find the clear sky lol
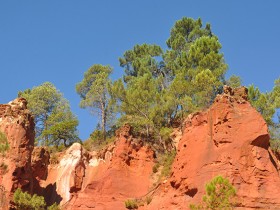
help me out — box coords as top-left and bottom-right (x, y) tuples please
(1, 1), (279, 140)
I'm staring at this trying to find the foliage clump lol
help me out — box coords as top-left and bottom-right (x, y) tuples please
(82, 124), (116, 151)
(0, 131), (9, 174)
(47, 202), (61, 210)
(152, 149), (176, 183)
(13, 188), (46, 210)
(0, 131), (9, 156)
(76, 17), (230, 149)
(76, 65), (115, 142)
(248, 79), (280, 152)
(160, 150), (176, 178)
(190, 176), (236, 210)
(19, 82), (80, 147)
(13, 188), (60, 210)
(125, 199), (138, 209)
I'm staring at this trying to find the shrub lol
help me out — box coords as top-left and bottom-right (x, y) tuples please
(83, 132), (115, 151)
(159, 127), (173, 144)
(47, 202), (61, 210)
(0, 162), (8, 174)
(13, 188), (46, 210)
(0, 131), (9, 156)
(152, 163), (160, 173)
(125, 199), (138, 209)
(190, 175), (236, 210)
(89, 129), (104, 143)
(145, 196), (152, 205)
(161, 150), (176, 178)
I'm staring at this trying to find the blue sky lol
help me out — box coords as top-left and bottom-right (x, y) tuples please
(1, 1), (279, 140)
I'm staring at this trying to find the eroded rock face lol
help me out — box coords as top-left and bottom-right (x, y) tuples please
(31, 147), (50, 180)
(0, 98), (35, 209)
(146, 87), (280, 209)
(64, 125), (155, 210)
(3, 89), (280, 210)
(39, 143), (90, 206)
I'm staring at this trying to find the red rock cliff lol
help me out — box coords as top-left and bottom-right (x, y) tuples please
(146, 86), (280, 209)
(63, 125), (155, 209)
(0, 98), (35, 209)
(2, 87), (280, 210)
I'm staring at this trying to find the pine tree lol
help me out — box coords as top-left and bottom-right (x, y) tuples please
(19, 82), (79, 146)
(76, 64), (114, 141)
(190, 176), (236, 210)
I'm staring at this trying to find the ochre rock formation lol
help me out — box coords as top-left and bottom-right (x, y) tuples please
(32, 147), (50, 181)
(2, 87), (280, 210)
(0, 98), (35, 209)
(145, 86), (280, 209)
(39, 142), (90, 206)
(64, 125), (155, 210)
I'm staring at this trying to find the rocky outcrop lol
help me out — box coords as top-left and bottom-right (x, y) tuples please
(146, 86), (280, 209)
(0, 98), (35, 209)
(31, 147), (50, 180)
(64, 125), (155, 209)
(2, 88), (280, 210)
(0, 98), (155, 209)
(38, 143), (90, 206)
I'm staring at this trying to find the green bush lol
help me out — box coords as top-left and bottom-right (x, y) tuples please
(190, 175), (236, 210)
(152, 163), (160, 173)
(161, 150), (176, 178)
(83, 130), (115, 151)
(90, 129), (104, 143)
(159, 127), (173, 144)
(125, 199), (138, 209)
(47, 202), (60, 210)
(0, 131), (9, 156)
(13, 188), (46, 210)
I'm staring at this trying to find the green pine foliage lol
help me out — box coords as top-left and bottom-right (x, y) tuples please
(114, 17), (227, 143)
(13, 189), (61, 210)
(13, 188), (46, 210)
(19, 82), (80, 146)
(0, 131), (9, 174)
(124, 199), (138, 209)
(76, 64), (115, 141)
(0, 131), (9, 155)
(160, 150), (176, 178)
(248, 79), (280, 152)
(248, 84), (275, 126)
(76, 17), (232, 149)
(42, 110), (80, 147)
(190, 176), (236, 210)
(47, 202), (61, 210)
(119, 43), (163, 82)
(226, 75), (242, 88)
(75, 17), (279, 154)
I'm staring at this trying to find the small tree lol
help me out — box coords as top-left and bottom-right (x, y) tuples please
(19, 82), (79, 146)
(42, 109), (80, 147)
(190, 175), (236, 210)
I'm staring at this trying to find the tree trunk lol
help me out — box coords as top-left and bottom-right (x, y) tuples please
(145, 125), (149, 140)
(44, 113), (49, 146)
(101, 102), (107, 142)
